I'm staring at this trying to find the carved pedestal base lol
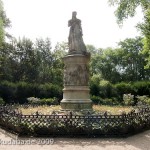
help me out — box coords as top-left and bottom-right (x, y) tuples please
(61, 86), (92, 110)
(61, 54), (92, 110)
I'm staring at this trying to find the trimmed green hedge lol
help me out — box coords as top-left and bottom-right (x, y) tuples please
(115, 81), (150, 97)
(90, 80), (150, 105)
(0, 81), (62, 104)
(115, 81), (150, 104)
(0, 80), (149, 105)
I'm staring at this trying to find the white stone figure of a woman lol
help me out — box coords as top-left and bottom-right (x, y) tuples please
(68, 11), (87, 54)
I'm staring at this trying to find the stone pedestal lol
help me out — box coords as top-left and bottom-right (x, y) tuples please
(61, 54), (92, 110)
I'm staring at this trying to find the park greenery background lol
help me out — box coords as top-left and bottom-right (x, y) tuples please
(0, 0), (150, 106)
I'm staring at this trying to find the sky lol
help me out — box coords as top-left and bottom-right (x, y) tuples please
(3, 0), (144, 49)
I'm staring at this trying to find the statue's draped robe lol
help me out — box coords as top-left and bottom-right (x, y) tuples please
(68, 18), (86, 53)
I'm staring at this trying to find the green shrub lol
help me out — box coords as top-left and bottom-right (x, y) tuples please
(16, 82), (33, 103)
(123, 94), (134, 106)
(136, 95), (150, 105)
(27, 97), (40, 104)
(40, 98), (59, 105)
(132, 81), (150, 96)
(90, 77), (118, 99)
(99, 80), (111, 98)
(89, 74), (101, 96)
(103, 98), (119, 105)
(91, 96), (119, 105)
(0, 80), (149, 105)
(27, 97), (59, 105)
(0, 97), (5, 105)
(0, 81), (62, 104)
(36, 83), (62, 99)
(115, 82), (133, 96)
(0, 81), (17, 103)
(91, 95), (102, 104)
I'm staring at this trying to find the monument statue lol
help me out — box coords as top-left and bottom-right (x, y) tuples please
(61, 11), (92, 110)
(68, 11), (87, 54)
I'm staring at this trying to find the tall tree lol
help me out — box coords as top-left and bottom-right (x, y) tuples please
(52, 42), (68, 86)
(35, 38), (53, 83)
(90, 47), (121, 83)
(0, 0), (11, 46)
(108, 0), (149, 25)
(7, 37), (39, 82)
(138, 9), (150, 69)
(118, 37), (149, 81)
(0, 0), (4, 47)
(108, 0), (150, 68)
(89, 37), (149, 83)
(0, 0), (11, 81)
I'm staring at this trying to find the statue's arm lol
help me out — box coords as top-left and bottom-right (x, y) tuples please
(79, 20), (83, 35)
(68, 20), (71, 27)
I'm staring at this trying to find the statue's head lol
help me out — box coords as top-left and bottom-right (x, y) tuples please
(72, 11), (77, 19)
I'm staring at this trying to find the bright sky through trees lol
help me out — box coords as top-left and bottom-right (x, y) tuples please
(3, 0), (144, 48)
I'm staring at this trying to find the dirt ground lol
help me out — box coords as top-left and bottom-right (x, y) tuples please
(0, 128), (149, 150)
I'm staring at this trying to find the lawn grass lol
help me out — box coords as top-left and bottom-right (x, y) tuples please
(19, 105), (132, 115)
(19, 105), (60, 115)
(93, 105), (132, 115)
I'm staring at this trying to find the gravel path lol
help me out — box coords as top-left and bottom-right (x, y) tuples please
(0, 128), (149, 150)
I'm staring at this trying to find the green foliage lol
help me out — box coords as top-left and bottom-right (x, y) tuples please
(108, 0), (150, 25)
(0, 97), (4, 104)
(90, 74), (102, 96)
(16, 82), (34, 103)
(90, 72), (149, 105)
(91, 95), (119, 105)
(0, 37), (64, 103)
(90, 74), (118, 100)
(108, 0), (150, 68)
(0, 37), (64, 86)
(132, 81), (150, 96)
(0, 81), (62, 104)
(27, 97), (40, 104)
(0, 81), (17, 103)
(40, 98), (59, 105)
(117, 37), (149, 81)
(86, 44), (102, 56)
(115, 81), (150, 104)
(123, 94), (134, 106)
(103, 97), (119, 105)
(0, 0), (11, 28)
(0, 0), (4, 47)
(115, 82), (133, 97)
(35, 38), (54, 83)
(136, 95), (150, 105)
(90, 48), (122, 83)
(91, 95), (102, 105)
(99, 80), (116, 98)
(138, 9), (150, 69)
(37, 83), (62, 99)
(90, 37), (149, 83)
(0, 18), (4, 47)
(0, 0), (11, 47)
(27, 97), (58, 105)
